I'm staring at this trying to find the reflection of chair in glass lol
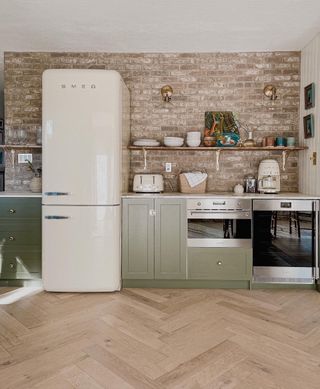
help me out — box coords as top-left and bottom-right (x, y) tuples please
(271, 211), (312, 238)
(272, 211), (301, 238)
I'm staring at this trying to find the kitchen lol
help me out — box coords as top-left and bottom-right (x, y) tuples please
(1, 1), (320, 388)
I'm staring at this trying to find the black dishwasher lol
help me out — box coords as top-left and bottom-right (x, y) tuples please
(253, 199), (319, 283)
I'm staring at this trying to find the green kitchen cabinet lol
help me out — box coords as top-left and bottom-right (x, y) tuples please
(0, 197), (42, 280)
(122, 198), (187, 280)
(188, 247), (252, 281)
(122, 198), (155, 279)
(155, 199), (186, 279)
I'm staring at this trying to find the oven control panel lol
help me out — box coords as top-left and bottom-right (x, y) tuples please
(187, 198), (251, 211)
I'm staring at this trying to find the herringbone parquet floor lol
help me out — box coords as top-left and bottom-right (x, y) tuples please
(0, 287), (320, 388)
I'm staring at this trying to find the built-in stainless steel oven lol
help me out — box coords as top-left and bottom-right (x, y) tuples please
(187, 199), (252, 248)
(253, 199), (319, 284)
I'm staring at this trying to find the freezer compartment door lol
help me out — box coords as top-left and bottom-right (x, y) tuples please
(42, 69), (122, 205)
(42, 205), (121, 292)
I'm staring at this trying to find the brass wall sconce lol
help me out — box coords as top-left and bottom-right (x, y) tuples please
(161, 85), (173, 103)
(263, 85), (278, 100)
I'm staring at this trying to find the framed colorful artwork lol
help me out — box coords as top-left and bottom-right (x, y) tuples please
(303, 114), (314, 138)
(304, 83), (315, 109)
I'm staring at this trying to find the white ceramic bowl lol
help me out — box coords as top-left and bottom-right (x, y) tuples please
(186, 139), (201, 147)
(164, 137), (184, 147)
(187, 131), (201, 139)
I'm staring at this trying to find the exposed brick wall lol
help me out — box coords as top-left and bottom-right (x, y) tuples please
(4, 52), (300, 192)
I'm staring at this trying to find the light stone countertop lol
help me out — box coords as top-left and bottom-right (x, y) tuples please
(0, 192), (42, 198)
(122, 192), (320, 200)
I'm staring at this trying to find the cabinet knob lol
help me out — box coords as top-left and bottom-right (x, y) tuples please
(9, 209), (16, 214)
(8, 236), (15, 241)
(217, 260), (222, 266)
(149, 209), (156, 217)
(9, 263), (15, 269)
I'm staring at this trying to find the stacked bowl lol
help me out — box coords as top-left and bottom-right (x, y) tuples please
(186, 131), (201, 147)
(163, 136), (184, 147)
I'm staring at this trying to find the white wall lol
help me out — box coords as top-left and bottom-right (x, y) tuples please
(299, 33), (320, 195)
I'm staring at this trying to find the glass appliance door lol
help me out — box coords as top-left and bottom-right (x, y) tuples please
(188, 217), (251, 248)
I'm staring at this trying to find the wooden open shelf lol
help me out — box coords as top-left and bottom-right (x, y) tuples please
(128, 146), (307, 151)
(0, 144), (42, 149)
(128, 145), (308, 172)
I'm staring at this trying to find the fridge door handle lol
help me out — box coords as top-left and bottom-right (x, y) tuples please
(314, 201), (319, 280)
(44, 192), (71, 196)
(45, 216), (70, 220)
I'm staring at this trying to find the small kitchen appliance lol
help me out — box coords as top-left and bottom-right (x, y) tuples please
(257, 159), (280, 194)
(133, 174), (164, 193)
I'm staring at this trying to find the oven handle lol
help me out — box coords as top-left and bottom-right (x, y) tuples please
(188, 211), (251, 219)
(314, 201), (319, 280)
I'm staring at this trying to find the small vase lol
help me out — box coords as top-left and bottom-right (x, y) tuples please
(30, 176), (42, 193)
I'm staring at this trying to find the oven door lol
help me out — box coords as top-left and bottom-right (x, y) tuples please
(253, 200), (319, 283)
(187, 211), (252, 248)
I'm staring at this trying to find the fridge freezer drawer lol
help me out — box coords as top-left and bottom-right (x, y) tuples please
(42, 205), (121, 292)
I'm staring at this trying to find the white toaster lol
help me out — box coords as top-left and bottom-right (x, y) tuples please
(133, 174), (164, 193)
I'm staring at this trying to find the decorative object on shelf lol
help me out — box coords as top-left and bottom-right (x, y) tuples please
(27, 160), (42, 193)
(263, 84), (278, 100)
(242, 130), (255, 147)
(161, 85), (173, 103)
(186, 131), (201, 147)
(286, 137), (295, 147)
(304, 83), (315, 109)
(205, 111), (240, 147)
(36, 127), (42, 145)
(163, 136), (184, 147)
(234, 183), (244, 194)
(203, 136), (216, 147)
(303, 114), (314, 138)
(276, 137), (286, 147)
(266, 136), (275, 147)
(133, 139), (160, 147)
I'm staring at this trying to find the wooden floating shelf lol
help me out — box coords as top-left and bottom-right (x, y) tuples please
(128, 146), (307, 151)
(0, 144), (42, 149)
(129, 145), (308, 172)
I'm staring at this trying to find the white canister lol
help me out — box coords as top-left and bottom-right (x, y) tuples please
(30, 176), (42, 193)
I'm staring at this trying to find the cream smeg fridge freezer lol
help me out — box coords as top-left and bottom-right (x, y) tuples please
(42, 69), (130, 292)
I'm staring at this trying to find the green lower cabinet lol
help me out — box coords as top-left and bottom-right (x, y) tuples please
(155, 199), (186, 279)
(187, 247), (252, 281)
(0, 198), (42, 281)
(122, 199), (154, 279)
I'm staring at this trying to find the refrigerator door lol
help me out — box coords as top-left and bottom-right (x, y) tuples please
(42, 205), (121, 292)
(42, 69), (122, 205)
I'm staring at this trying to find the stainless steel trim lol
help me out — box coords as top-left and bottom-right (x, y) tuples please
(253, 266), (314, 284)
(187, 238), (252, 248)
(314, 201), (319, 279)
(187, 211), (251, 219)
(44, 216), (70, 220)
(44, 192), (70, 196)
(253, 199), (314, 211)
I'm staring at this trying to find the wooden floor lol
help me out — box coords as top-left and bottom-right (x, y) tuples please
(0, 287), (320, 388)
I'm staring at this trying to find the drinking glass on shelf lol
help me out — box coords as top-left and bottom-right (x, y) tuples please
(36, 127), (42, 145)
(17, 129), (27, 145)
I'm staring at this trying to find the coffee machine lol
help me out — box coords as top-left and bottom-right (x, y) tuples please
(257, 159), (280, 193)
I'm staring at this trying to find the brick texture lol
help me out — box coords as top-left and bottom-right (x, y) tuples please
(4, 52), (300, 192)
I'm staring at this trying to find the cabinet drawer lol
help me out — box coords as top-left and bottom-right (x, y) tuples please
(0, 249), (41, 279)
(0, 198), (41, 219)
(0, 222), (41, 246)
(188, 248), (252, 280)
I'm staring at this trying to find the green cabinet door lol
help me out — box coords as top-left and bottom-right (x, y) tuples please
(0, 197), (42, 280)
(122, 199), (154, 279)
(155, 199), (187, 279)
